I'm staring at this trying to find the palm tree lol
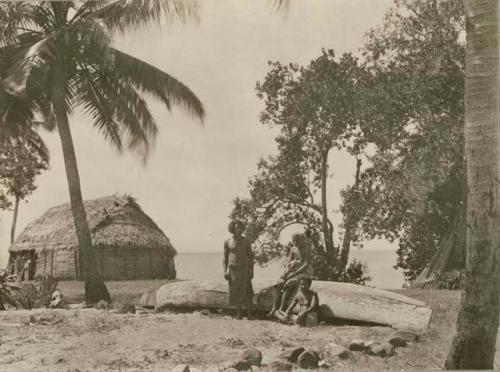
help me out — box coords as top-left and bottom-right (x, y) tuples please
(445, 0), (500, 369)
(0, 1), (205, 303)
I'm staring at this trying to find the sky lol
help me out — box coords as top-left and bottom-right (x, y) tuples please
(0, 0), (395, 263)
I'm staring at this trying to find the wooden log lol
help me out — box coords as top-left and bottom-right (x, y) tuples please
(152, 279), (432, 331)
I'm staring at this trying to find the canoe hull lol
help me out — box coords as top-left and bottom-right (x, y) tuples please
(149, 279), (432, 331)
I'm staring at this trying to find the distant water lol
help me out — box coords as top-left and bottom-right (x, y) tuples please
(0, 249), (405, 289)
(176, 249), (405, 289)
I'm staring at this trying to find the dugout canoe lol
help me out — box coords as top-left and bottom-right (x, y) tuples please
(144, 279), (432, 331)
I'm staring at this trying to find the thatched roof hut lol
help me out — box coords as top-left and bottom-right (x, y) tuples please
(9, 195), (176, 280)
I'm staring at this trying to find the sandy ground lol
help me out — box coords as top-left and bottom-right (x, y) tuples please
(1, 287), (498, 371)
(0, 307), (416, 372)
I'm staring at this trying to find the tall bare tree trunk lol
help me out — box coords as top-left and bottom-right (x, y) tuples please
(445, 0), (500, 368)
(320, 148), (335, 256)
(10, 196), (19, 244)
(52, 66), (110, 304)
(339, 158), (362, 272)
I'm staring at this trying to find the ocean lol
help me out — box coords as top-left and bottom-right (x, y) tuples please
(0, 249), (405, 289)
(175, 249), (404, 289)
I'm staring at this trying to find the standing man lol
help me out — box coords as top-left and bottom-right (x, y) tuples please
(223, 220), (254, 319)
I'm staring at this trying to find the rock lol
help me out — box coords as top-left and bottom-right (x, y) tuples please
(224, 368), (238, 372)
(116, 302), (136, 314)
(364, 340), (379, 348)
(386, 335), (407, 348)
(229, 360), (252, 371)
(322, 342), (352, 360)
(297, 350), (319, 369)
(171, 364), (190, 372)
(95, 300), (109, 310)
(200, 309), (211, 316)
(268, 360), (293, 371)
(318, 359), (333, 368)
(240, 348), (262, 366)
(279, 347), (305, 362)
(189, 368), (203, 372)
(367, 342), (395, 358)
(348, 339), (366, 351)
(394, 330), (420, 342)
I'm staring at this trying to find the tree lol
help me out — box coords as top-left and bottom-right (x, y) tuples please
(0, 130), (49, 243)
(445, 0), (500, 369)
(232, 50), (367, 279)
(0, 1), (205, 303)
(351, 0), (466, 285)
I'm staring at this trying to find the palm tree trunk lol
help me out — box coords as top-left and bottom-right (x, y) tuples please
(320, 148), (335, 256)
(339, 158), (362, 272)
(52, 66), (110, 304)
(10, 196), (19, 244)
(445, 0), (500, 368)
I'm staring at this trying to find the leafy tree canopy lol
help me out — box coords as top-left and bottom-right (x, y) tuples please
(346, 0), (465, 282)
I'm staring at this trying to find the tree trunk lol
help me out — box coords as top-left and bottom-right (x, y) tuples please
(339, 158), (362, 271)
(320, 148), (335, 256)
(445, 0), (500, 369)
(51, 66), (110, 304)
(10, 196), (19, 244)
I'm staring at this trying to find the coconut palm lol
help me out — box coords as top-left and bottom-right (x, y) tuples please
(445, 0), (500, 369)
(0, 1), (205, 303)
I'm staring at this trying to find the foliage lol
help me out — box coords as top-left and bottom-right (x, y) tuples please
(0, 270), (19, 310)
(14, 274), (58, 309)
(338, 260), (371, 286)
(0, 131), (49, 203)
(350, 0), (465, 282)
(0, 1), (205, 159)
(432, 270), (464, 290)
(232, 50), (367, 281)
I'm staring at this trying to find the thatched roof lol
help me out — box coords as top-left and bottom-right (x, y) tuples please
(10, 195), (176, 256)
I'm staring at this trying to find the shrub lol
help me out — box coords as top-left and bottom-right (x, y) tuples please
(15, 274), (58, 309)
(337, 260), (371, 286)
(433, 270), (464, 290)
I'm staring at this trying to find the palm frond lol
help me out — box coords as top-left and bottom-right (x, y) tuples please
(74, 62), (162, 156)
(79, 0), (199, 33)
(2, 35), (53, 97)
(110, 48), (205, 121)
(74, 66), (123, 151)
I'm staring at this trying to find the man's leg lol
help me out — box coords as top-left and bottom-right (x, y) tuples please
(279, 281), (297, 312)
(267, 284), (283, 317)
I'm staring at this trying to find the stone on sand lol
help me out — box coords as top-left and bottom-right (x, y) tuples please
(240, 348), (262, 366)
(297, 350), (319, 369)
(367, 342), (395, 358)
(322, 342), (352, 360)
(279, 347), (305, 362)
(171, 364), (190, 372)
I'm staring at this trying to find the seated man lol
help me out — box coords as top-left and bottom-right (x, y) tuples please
(283, 277), (319, 326)
(267, 233), (313, 318)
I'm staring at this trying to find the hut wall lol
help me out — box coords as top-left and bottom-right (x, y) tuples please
(98, 247), (173, 280)
(33, 246), (174, 280)
(35, 248), (78, 280)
